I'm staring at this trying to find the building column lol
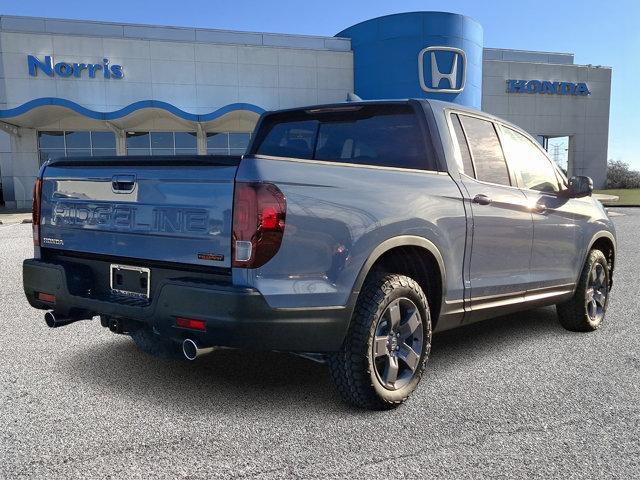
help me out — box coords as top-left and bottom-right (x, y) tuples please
(567, 136), (576, 178)
(196, 123), (207, 155)
(8, 127), (38, 210)
(105, 122), (126, 155)
(0, 125), (17, 208)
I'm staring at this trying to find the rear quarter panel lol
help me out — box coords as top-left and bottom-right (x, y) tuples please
(234, 156), (467, 309)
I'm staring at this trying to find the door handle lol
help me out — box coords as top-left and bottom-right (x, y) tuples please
(534, 203), (548, 215)
(472, 194), (492, 206)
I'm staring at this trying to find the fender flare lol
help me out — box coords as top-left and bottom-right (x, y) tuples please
(575, 230), (617, 288)
(586, 230), (616, 256)
(585, 230), (617, 270)
(350, 235), (447, 305)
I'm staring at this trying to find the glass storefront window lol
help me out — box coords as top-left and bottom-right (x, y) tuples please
(175, 132), (198, 149)
(152, 148), (174, 156)
(64, 131), (91, 149)
(127, 132), (197, 156)
(92, 131), (117, 149)
(126, 132), (150, 149)
(92, 149), (117, 157)
(127, 149), (151, 156)
(38, 130), (250, 161)
(66, 149), (92, 157)
(207, 133), (229, 149)
(206, 132), (252, 155)
(150, 132), (173, 149)
(229, 133), (250, 149)
(39, 150), (66, 163)
(38, 132), (65, 149)
(37, 131), (116, 164)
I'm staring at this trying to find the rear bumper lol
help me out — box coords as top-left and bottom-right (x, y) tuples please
(23, 258), (350, 352)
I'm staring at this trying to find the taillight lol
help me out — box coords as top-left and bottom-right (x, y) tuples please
(176, 317), (207, 331)
(37, 292), (56, 304)
(32, 178), (42, 247)
(232, 182), (286, 268)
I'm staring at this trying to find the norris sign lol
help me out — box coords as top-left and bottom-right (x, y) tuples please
(27, 55), (124, 79)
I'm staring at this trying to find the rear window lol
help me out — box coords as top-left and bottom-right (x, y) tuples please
(253, 104), (435, 170)
(459, 115), (511, 186)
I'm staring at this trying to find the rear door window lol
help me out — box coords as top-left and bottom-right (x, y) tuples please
(459, 115), (511, 186)
(450, 113), (475, 177)
(253, 105), (435, 171)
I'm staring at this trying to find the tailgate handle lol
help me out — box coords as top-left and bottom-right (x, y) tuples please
(111, 174), (136, 193)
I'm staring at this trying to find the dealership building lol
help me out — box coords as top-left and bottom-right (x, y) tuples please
(0, 12), (611, 208)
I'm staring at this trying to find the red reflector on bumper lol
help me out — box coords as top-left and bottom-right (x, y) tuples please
(176, 317), (206, 331)
(37, 292), (56, 304)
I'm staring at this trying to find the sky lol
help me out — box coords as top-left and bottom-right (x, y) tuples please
(2, 0), (639, 167)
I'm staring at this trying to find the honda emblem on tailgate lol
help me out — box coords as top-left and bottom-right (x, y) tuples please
(418, 46), (467, 94)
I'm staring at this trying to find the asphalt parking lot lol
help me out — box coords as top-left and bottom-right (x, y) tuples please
(1, 210), (639, 479)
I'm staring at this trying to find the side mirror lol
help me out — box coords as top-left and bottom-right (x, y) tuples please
(566, 176), (593, 198)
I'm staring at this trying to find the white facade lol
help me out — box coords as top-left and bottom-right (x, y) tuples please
(0, 15), (612, 209)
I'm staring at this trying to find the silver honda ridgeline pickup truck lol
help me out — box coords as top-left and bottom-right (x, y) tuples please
(24, 99), (616, 409)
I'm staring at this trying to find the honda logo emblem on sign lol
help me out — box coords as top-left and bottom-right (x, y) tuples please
(418, 46), (467, 93)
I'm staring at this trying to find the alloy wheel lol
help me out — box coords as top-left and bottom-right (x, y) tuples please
(372, 297), (424, 390)
(586, 262), (608, 323)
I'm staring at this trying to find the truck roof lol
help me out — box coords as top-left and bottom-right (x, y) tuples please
(257, 98), (537, 158)
(263, 98), (503, 124)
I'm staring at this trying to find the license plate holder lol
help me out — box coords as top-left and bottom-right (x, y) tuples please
(110, 264), (150, 298)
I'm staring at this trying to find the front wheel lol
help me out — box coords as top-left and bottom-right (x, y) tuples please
(329, 273), (432, 410)
(556, 249), (610, 332)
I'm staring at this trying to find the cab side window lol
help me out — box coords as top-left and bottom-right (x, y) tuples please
(500, 127), (560, 193)
(459, 115), (511, 186)
(450, 114), (475, 177)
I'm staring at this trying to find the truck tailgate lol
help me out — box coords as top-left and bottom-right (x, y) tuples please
(39, 156), (238, 269)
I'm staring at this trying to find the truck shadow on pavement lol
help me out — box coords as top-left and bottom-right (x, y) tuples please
(64, 306), (566, 411)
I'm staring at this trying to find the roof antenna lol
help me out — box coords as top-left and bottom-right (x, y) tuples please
(346, 92), (362, 102)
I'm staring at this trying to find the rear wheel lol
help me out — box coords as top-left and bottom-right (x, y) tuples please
(329, 273), (431, 409)
(130, 327), (183, 359)
(556, 249), (610, 332)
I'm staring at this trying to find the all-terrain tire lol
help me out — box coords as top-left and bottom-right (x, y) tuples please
(556, 249), (610, 332)
(329, 272), (432, 410)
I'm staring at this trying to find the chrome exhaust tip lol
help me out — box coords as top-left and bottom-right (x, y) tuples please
(182, 338), (215, 361)
(44, 311), (57, 328)
(44, 311), (87, 328)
